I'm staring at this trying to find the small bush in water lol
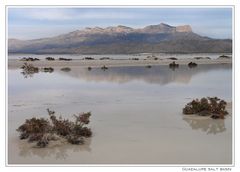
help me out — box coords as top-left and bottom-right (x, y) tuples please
(21, 63), (39, 78)
(45, 57), (55, 61)
(17, 109), (92, 148)
(42, 67), (54, 73)
(183, 97), (228, 119)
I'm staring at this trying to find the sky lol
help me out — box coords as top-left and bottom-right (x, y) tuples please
(8, 7), (232, 40)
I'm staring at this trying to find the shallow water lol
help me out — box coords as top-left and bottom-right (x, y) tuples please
(8, 64), (232, 164)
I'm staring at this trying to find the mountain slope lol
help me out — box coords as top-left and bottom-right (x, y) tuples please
(8, 23), (232, 54)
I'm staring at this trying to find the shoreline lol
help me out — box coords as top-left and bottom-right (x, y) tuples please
(8, 58), (232, 69)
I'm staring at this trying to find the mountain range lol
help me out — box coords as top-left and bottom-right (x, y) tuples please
(8, 23), (232, 54)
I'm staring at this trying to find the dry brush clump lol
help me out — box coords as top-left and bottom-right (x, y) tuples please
(169, 61), (179, 70)
(218, 55), (231, 59)
(101, 65), (108, 70)
(100, 57), (110, 60)
(194, 57), (211, 60)
(17, 109), (92, 148)
(45, 57), (55, 61)
(183, 97), (228, 119)
(21, 63), (56, 77)
(59, 57), (72, 61)
(21, 63), (39, 78)
(84, 57), (94, 60)
(130, 58), (139, 60)
(188, 62), (198, 68)
(20, 57), (40, 61)
(167, 57), (178, 60)
(42, 67), (54, 73)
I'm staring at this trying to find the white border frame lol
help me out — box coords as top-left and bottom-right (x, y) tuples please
(2, 3), (237, 170)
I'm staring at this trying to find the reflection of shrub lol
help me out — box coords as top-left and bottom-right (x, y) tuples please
(17, 109), (92, 147)
(145, 65), (152, 68)
(21, 63), (39, 78)
(42, 67), (54, 73)
(183, 97), (228, 119)
(183, 116), (226, 134)
(61, 67), (71, 72)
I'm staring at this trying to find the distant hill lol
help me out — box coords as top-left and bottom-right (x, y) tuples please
(8, 23), (232, 54)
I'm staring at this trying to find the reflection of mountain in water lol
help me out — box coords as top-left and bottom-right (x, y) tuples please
(18, 138), (91, 160)
(182, 116), (227, 134)
(58, 64), (231, 85)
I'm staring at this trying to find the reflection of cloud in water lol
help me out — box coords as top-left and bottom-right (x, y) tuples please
(18, 138), (91, 160)
(182, 116), (227, 134)
(58, 64), (231, 85)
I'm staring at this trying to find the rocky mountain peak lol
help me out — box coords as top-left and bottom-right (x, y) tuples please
(142, 23), (175, 33)
(74, 23), (192, 35)
(141, 23), (192, 33)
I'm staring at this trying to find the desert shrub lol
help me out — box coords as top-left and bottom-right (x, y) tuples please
(67, 135), (84, 144)
(194, 57), (211, 60)
(84, 57), (94, 60)
(59, 57), (72, 61)
(42, 67), (54, 73)
(218, 55), (231, 59)
(21, 63), (39, 78)
(100, 57), (110, 60)
(169, 61), (179, 67)
(194, 57), (204, 60)
(101, 65), (108, 70)
(17, 109), (92, 147)
(20, 57), (40, 61)
(45, 57), (55, 61)
(17, 118), (50, 134)
(183, 97), (228, 119)
(188, 62), (197, 68)
(131, 58), (139, 60)
(36, 137), (49, 147)
(169, 61), (179, 70)
(20, 63), (55, 77)
(167, 57), (178, 60)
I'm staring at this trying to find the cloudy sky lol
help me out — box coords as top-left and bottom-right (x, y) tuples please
(8, 7), (232, 40)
